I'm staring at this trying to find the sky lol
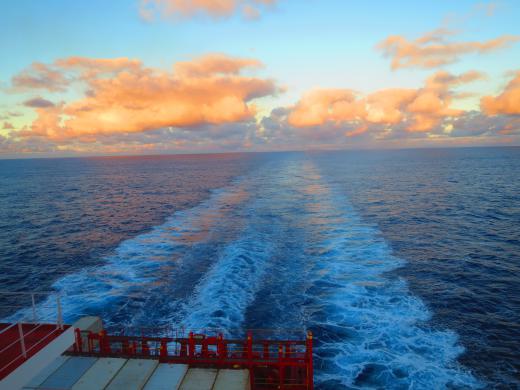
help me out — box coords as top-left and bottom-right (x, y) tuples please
(0, 0), (519, 158)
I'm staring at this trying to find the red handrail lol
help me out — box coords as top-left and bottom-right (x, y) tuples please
(72, 328), (314, 390)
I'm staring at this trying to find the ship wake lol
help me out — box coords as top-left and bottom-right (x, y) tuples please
(7, 155), (481, 388)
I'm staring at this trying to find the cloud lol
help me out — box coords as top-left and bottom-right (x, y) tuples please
(23, 97), (55, 108)
(0, 134), (61, 156)
(287, 89), (365, 128)
(256, 68), (518, 149)
(1, 120), (263, 157)
(449, 111), (519, 137)
(474, 2), (498, 17)
(139, 0), (278, 21)
(4, 55), (518, 154)
(287, 70), (484, 133)
(481, 71), (520, 115)
(15, 54), (279, 141)
(174, 53), (262, 76)
(259, 106), (519, 151)
(11, 62), (69, 92)
(242, 4), (260, 20)
(377, 28), (519, 69)
(2, 122), (14, 130)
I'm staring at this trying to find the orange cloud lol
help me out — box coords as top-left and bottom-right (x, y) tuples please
(288, 71), (482, 133)
(18, 54), (278, 140)
(174, 53), (262, 76)
(288, 89), (365, 128)
(139, 0), (278, 21)
(377, 28), (519, 69)
(481, 71), (520, 115)
(55, 57), (143, 80)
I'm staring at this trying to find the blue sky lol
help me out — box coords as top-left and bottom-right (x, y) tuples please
(1, 0), (519, 157)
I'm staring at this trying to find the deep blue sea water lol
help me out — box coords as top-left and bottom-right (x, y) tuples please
(0, 148), (519, 389)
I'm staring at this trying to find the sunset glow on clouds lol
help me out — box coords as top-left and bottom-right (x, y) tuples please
(139, 0), (278, 21)
(377, 28), (519, 69)
(0, 0), (519, 157)
(481, 71), (520, 115)
(287, 71), (486, 133)
(16, 54), (277, 141)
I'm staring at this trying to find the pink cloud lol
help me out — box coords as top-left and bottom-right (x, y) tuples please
(11, 62), (69, 92)
(377, 28), (518, 69)
(15, 54), (279, 141)
(174, 53), (262, 76)
(23, 97), (55, 108)
(139, 0), (278, 21)
(287, 71), (484, 133)
(481, 71), (520, 115)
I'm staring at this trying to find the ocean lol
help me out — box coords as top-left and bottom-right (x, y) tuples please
(0, 148), (518, 388)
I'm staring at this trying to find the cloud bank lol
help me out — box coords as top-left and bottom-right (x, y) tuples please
(13, 54), (278, 141)
(256, 70), (519, 150)
(287, 71), (486, 133)
(1, 58), (519, 156)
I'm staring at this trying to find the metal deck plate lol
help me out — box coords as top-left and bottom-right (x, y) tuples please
(72, 358), (127, 390)
(213, 369), (250, 390)
(143, 363), (188, 390)
(179, 368), (218, 390)
(38, 357), (97, 389)
(105, 358), (159, 390)
(22, 356), (70, 389)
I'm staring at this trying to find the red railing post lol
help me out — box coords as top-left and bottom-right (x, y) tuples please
(217, 333), (224, 360)
(74, 328), (82, 353)
(263, 342), (269, 360)
(180, 341), (187, 357)
(306, 331), (313, 390)
(160, 338), (168, 358)
(188, 332), (195, 363)
(122, 338), (129, 355)
(100, 330), (111, 354)
(247, 332), (254, 388)
(18, 323), (27, 359)
(246, 331), (253, 361)
(202, 338), (208, 358)
(142, 339), (150, 356)
(278, 344), (285, 390)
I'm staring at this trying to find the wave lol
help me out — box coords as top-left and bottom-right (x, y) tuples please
(6, 155), (482, 388)
(6, 179), (251, 328)
(294, 163), (481, 388)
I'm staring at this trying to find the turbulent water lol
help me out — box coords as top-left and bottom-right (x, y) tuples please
(1, 149), (519, 388)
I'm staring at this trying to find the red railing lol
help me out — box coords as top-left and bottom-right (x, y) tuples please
(71, 328), (313, 389)
(0, 323), (69, 380)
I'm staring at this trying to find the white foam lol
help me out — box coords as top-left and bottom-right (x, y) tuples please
(6, 180), (251, 326)
(294, 162), (482, 388)
(178, 223), (275, 331)
(175, 168), (290, 332)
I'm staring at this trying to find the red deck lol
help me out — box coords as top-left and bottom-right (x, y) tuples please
(0, 323), (70, 380)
